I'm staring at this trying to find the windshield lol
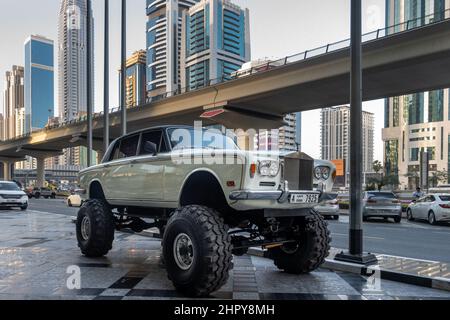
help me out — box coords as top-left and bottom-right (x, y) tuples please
(168, 128), (239, 151)
(367, 192), (396, 199)
(0, 182), (20, 191)
(439, 195), (450, 201)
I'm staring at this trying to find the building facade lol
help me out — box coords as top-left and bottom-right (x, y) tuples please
(24, 35), (54, 134)
(321, 106), (374, 176)
(58, 0), (94, 166)
(180, 0), (251, 90)
(3, 66), (24, 140)
(122, 50), (147, 108)
(146, 0), (200, 98)
(256, 114), (301, 152)
(0, 114), (4, 141)
(383, 0), (450, 189)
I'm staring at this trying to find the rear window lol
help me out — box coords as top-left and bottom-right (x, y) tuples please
(439, 196), (450, 201)
(367, 192), (396, 199)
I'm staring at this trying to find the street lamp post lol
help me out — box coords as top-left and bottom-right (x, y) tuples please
(120, 0), (127, 136)
(86, 0), (93, 167)
(335, 0), (377, 265)
(103, 0), (110, 153)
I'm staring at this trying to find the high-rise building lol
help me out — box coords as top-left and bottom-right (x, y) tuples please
(58, 0), (94, 166)
(256, 114), (300, 152)
(0, 114), (4, 141)
(3, 66), (24, 140)
(383, 0), (450, 189)
(24, 35), (54, 133)
(122, 50), (147, 108)
(321, 106), (374, 175)
(180, 0), (251, 90)
(146, 0), (200, 97)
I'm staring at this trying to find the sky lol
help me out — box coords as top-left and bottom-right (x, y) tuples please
(0, 0), (386, 162)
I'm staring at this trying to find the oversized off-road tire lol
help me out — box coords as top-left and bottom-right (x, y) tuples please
(162, 205), (233, 297)
(269, 210), (331, 274)
(76, 199), (115, 257)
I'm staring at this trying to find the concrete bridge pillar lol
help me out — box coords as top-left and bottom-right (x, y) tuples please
(2, 162), (13, 181)
(36, 157), (46, 188)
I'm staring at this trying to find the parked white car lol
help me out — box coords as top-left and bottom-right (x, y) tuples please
(406, 193), (450, 225)
(0, 181), (28, 210)
(67, 190), (85, 207)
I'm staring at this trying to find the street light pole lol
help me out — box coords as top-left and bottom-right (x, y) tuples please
(120, 0), (127, 136)
(335, 0), (377, 265)
(103, 0), (110, 153)
(86, 0), (93, 167)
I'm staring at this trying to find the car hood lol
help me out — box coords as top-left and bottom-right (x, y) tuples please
(0, 190), (26, 196)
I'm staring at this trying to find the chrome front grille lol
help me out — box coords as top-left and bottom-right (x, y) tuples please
(0, 194), (22, 199)
(282, 152), (314, 191)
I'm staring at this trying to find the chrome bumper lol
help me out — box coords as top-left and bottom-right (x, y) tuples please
(229, 190), (326, 204)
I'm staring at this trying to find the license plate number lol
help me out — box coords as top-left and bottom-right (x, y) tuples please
(290, 193), (319, 204)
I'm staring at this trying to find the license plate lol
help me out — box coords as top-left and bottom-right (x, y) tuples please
(289, 193), (319, 204)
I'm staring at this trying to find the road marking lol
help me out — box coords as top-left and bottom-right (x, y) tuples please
(331, 233), (384, 241)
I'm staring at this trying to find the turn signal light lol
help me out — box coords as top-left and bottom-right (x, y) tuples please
(367, 199), (377, 203)
(250, 163), (257, 178)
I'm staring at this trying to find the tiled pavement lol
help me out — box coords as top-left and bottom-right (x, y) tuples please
(0, 210), (450, 300)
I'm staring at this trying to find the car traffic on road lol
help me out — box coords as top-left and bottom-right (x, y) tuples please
(362, 191), (402, 223)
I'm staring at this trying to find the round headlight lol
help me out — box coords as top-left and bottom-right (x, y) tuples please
(314, 167), (322, 179)
(321, 167), (331, 180)
(258, 160), (280, 177)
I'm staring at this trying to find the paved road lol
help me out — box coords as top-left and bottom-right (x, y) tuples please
(14, 199), (450, 263)
(328, 214), (450, 263)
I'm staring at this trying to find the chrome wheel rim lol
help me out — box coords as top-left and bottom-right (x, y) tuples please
(81, 216), (91, 241)
(173, 233), (194, 270)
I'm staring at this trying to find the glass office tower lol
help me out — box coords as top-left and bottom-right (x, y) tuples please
(146, 0), (200, 97)
(24, 35), (54, 133)
(382, 0), (450, 188)
(180, 0), (251, 90)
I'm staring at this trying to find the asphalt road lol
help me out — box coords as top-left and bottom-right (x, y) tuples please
(12, 199), (450, 263)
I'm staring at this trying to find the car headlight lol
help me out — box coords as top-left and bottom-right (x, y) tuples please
(321, 167), (331, 180)
(314, 167), (323, 179)
(258, 160), (280, 177)
(314, 166), (331, 180)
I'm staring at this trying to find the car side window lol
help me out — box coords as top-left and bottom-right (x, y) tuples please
(140, 130), (169, 155)
(110, 135), (140, 161)
(428, 195), (436, 202)
(118, 134), (140, 158)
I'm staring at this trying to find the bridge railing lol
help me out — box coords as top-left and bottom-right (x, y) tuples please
(1, 9), (449, 145)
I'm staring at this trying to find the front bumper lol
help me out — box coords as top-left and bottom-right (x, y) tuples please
(0, 200), (28, 207)
(229, 190), (325, 203)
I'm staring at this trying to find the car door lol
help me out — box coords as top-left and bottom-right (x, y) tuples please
(425, 195), (436, 218)
(127, 129), (168, 202)
(101, 134), (140, 201)
(417, 196), (431, 219)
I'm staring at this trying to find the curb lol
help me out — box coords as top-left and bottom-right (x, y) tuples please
(247, 247), (450, 292)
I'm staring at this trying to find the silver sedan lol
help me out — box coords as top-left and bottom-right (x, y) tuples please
(406, 194), (450, 225)
(362, 191), (402, 223)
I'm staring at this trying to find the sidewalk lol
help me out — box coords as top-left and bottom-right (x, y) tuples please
(0, 210), (449, 300)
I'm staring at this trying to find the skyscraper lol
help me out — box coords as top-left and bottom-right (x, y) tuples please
(180, 0), (251, 90)
(321, 106), (374, 175)
(58, 0), (94, 166)
(146, 0), (200, 97)
(3, 66), (24, 140)
(256, 114), (300, 152)
(24, 35), (54, 133)
(383, 0), (450, 188)
(122, 50), (147, 108)
(0, 114), (4, 141)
